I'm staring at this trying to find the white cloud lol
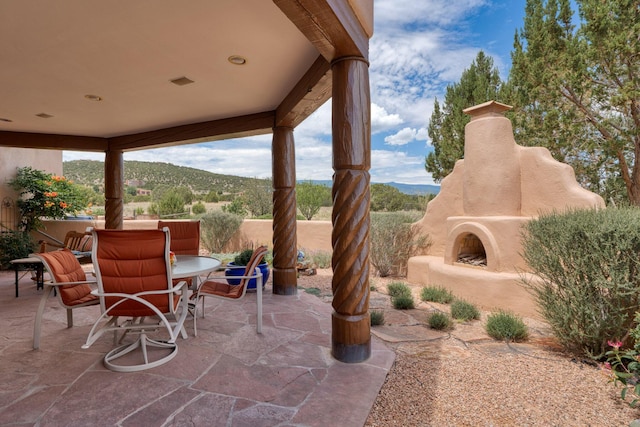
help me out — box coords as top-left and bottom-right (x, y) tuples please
(384, 127), (428, 146)
(374, 0), (488, 29)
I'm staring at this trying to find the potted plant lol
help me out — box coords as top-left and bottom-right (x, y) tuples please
(225, 248), (270, 291)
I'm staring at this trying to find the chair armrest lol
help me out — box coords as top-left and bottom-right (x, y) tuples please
(221, 269), (263, 280)
(90, 280), (187, 297)
(46, 280), (97, 288)
(38, 240), (66, 252)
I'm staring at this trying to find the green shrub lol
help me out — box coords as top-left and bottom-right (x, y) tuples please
(450, 299), (481, 321)
(0, 231), (35, 269)
(387, 281), (411, 297)
(420, 285), (454, 304)
(370, 310), (385, 326)
(191, 201), (206, 215)
(485, 310), (528, 342)
(521, 207), (640, 358)
(310, 250), (332, 269)
(428, 311), (453, 330)
(199, 211), (243, 253)
(303, 287), (321, 296)
(392, 293), (415, 310)
(370, 212), (431, 277)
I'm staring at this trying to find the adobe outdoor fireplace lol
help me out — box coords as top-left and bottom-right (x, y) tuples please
(407, 101), (604, 317)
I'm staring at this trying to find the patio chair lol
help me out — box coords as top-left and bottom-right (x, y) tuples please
(31, 248), (100, 349)
(158, 220), (200, 288)
(191, 245), (267, 336)
(39, 230), (93, 264)
(157, 220), (200, 256)
(82, 228), (189, 372)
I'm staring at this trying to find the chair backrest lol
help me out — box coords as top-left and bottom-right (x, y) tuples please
(92, 229), (175, 317)
(64, 231), (93, 252)
(33, 249), (92, 306)
(230, 246), (268, 297)
(157, 220), (200, 255)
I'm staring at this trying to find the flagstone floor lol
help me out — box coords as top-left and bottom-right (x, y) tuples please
(0, 270), (394, 426)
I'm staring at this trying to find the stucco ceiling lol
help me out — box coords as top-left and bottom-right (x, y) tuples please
(0, 0), (320, 139)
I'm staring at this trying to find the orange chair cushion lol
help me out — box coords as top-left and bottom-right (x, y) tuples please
(158, 221), (200, 255)
(38, 249), (96, 306)
(95, 229), (178, 317)
(199, 279), (243, 299)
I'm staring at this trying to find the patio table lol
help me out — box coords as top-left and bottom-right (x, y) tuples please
(9, 257), (44, 297)
(171, 255), (221, 292)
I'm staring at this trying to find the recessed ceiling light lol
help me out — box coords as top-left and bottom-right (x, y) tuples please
(84, 94), (103, 101)
(228, 55), (247, 65)
(170, 76), (195, 86)
(0, 117), (12, 122)
(36, 113), (53, 118)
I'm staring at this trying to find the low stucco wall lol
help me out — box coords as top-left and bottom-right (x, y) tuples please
(38, 218), (333, 254)
(407, 255), (540, 319)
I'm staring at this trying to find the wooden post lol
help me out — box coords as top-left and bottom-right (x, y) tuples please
(104, 149), (124, 230)
(330, 56), (371, 363)
(272, 126), (298, 295)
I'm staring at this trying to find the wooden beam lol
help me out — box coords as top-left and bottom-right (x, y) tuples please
(108, 111), (276, 151)
(276, 55), (332, 128)
(274, 0), (369, 61)
(0, 131), (106, 152)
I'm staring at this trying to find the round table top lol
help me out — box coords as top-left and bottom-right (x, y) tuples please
(171, 255), (221, 279)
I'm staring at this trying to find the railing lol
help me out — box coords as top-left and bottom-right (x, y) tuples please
(0, 197), (18, 232)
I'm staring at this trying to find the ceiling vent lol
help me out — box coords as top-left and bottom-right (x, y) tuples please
(170, 76), (195, 86)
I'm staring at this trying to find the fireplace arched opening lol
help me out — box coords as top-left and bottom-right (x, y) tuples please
(454, 233), (487, 267)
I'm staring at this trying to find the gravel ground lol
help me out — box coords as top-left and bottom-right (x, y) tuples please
(297, 270), (640, 427)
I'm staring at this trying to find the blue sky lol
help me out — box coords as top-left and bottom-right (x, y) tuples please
(64, 0), (528, 186)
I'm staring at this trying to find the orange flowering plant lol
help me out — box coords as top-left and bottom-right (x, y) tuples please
(9, 166), (87, 231)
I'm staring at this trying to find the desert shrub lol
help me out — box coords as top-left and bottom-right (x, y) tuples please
(392, 293), (415, 310)
(370, 212), (431, 277)
(521, 207), (640, 358)
(191, 201), (206, 215)
(420, 285), (454, 304)
(387, 281), (411, 297)
(310, 250), (332, 269)
(199, 211), (243, 253)
(485, 310), (528, 342)
(450, 299), (481, 321)
(370, 310), (385, 326)
(428, 312), (454, 330)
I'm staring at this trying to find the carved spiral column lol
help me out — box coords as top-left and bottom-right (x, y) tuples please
(272, 126), (298, 295)
(104, 149), (124, 230)
(331, 56), (371, 363)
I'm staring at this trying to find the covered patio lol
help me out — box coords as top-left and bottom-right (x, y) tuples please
(1, 1), (374, 363)
(0, 270), (394, 425)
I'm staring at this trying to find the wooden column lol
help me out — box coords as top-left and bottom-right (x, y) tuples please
(330, 56), (371, 363)
(104, 149), (124, 230)
(271, 126), (298, 295)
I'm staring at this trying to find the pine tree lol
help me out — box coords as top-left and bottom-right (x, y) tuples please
(425, 51), (503, 181)
(506, 0), (640, 205)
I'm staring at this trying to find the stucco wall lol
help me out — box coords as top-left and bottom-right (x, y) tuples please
(38, 218), (333, 254)
(1, 148), (62, 230)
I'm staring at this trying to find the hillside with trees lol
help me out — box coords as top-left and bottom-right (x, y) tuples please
(64, 160), (260, 194)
